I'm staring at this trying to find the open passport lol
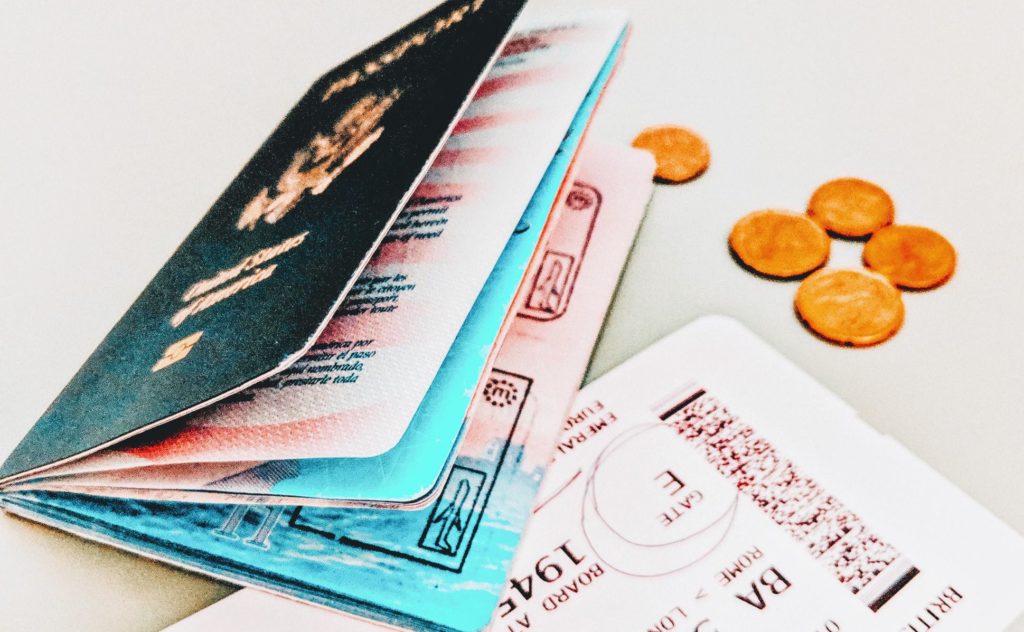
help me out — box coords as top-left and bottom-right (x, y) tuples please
(0, 2), (659, 630)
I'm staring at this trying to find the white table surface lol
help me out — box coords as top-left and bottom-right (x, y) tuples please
(1, 1), (1021, 630)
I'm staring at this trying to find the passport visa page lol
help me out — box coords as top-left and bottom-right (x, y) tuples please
(5, 14), (630, 505)
(0, 0), (528, 486)
(491, 316), (1024, 631)
(0, 143), (657, 632)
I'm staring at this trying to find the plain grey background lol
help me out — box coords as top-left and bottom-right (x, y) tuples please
(1, 1), (1021, 629)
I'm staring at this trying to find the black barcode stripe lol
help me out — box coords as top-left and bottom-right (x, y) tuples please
(658, 389), (706, 421)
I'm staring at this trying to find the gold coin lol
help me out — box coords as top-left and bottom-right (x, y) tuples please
(729, 209), (830, 278)
(863, 224), (956, 289)
(631, 125), (710, 183)
(807, 178), (894, 238)
(795, 268), (904, 346)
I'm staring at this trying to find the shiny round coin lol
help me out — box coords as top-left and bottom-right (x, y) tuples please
(807, 178), (894, 238)
(631, 125), (710, 183)
(795, 268), (904, 346)
(863, 224), (956, 289)
(729, 209), (830, 278)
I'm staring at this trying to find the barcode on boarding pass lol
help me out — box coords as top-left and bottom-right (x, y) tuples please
(655, 388), (919, 612)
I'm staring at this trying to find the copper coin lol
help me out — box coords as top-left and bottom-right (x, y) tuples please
(729, 209), (830, 278)
(863, 224), (956, 289)
(631, 125), (710, 183)
(795, 268), (904, 346)
(807, 178), (895, 238)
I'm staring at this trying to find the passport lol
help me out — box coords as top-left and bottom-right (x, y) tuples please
(0, 3), (632, 505)
(0, 4), (644, 631)
(5, 14), (630, 507)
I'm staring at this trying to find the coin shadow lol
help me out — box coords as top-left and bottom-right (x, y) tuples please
(860, 259), (954, 293)
(823, 229), (873, 243)
(791, 302), (903, 349)
(897, 279), (951, 293)
(727, 244), (824, 283)
(652, 168), (708, 185)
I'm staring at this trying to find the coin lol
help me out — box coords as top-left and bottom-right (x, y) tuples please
(729, 209), (830, 278)
(794, 268), (904, 346)
(631, 125), (710, 183)
(807, 178), (894, 238)
(863, 224), (956, 289)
